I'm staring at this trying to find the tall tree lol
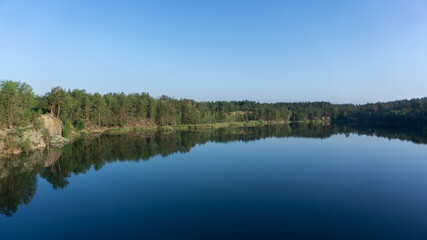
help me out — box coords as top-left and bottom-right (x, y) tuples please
(0, 80), (35, 128)
(92, 93), (106, 127)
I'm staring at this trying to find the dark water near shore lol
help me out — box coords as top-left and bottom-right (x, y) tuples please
(1, 124), (427, 239)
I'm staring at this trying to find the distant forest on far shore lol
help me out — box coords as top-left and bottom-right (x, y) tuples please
(0, 80), (426, 130)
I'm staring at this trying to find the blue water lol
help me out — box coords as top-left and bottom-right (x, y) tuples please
(1, 127), (427, 239)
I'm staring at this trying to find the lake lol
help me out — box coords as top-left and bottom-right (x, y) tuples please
(1, 124), (427, 239)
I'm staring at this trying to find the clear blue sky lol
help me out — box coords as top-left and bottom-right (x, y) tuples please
(0, 0), (426, 103)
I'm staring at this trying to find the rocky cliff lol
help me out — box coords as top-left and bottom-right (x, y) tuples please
(40, 115), (63, 137)
(0, 114), (64, 156)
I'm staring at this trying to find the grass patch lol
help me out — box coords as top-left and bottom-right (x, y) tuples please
(104, 128), (134, 135)
(133, 126), (156, 132)
(101, 121), (283, 136)
(159, 126), (174, 132)
(172, 121), (273, 130)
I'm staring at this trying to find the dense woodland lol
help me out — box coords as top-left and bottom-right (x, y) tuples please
(0, 80), (426, 130)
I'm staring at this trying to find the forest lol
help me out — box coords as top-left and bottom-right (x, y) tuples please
(0, 80), (426, 130)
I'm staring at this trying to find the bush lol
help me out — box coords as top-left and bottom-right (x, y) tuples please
(159, 126), (174, 132)
(81, 131), (88, 137)
(229, 122), (244, 127)
(9, 128), (25, 138)
(257, 120), (266, 125)
(42, 129), (51, 143)
(4, 136), (33, 153)
(19, 138), (32, 153)
(74, 119), (85, 130)
(33, 117), (44, 130)
(63, 119), (72, 138)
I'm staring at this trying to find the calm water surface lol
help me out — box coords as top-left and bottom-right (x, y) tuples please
(1, 125), (427, 239)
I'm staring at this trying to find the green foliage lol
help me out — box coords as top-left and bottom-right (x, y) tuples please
(0, 80), (35, 128)
(133, 126), (155, 131)
(159, 126), (174, 132)
(19, 138), (32, 153)
(257, 120), (266, 125)
(62, 119), (72, 138)
(44, 86), (66, 117)
(8, 127), (27, 139)
(41, 129), (51, 143)
(92, 93), (106, 127)
(4, 131), (33, 153)
(1, 80), (426, 131)
(105, 128), (133, 135)
(74, 119), (85, 130)
(32, 117), (44, 130)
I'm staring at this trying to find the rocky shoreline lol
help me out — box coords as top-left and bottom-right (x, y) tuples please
(0, 115), (66, 156)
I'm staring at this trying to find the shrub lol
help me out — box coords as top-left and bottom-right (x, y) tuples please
(42, 129), (51, 143)
(159, 126), (174, 132)
(63, 119), (72, 138)
(19, 138), (32, 153)
(257, 120), (266, 125)
(74, 119), (85, 130)
(33, 117), (44, 130)
(81, 131), (88, 138)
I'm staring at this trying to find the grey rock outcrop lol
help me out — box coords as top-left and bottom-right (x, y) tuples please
(23, 129), (47, 149)
(0, 114), (65, 156)
(40, 114), (63, 137)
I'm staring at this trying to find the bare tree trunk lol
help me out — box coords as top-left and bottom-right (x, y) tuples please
(57, 105), (61, 118)
(7, 108), (12, 128)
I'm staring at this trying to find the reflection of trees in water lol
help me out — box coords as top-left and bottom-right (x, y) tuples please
(1, 124), (426, 216)
(0, 149), (63, 217)
(0, 172), (37, 217)
(40, 159), (69, 190)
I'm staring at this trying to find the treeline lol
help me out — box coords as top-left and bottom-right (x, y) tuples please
(0, 80), (426, 129)
(336, 99), (427, 127)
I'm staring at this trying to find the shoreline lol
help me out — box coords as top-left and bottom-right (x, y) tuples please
(89, 119), (330, 135)
(0, 119), (330, 157)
